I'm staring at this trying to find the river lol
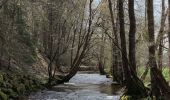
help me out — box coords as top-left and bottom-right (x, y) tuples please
(28, 71), (122, 100)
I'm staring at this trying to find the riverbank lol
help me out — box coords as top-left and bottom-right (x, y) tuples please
(0, 70), (47, 100)
(0, 52), (52, 100)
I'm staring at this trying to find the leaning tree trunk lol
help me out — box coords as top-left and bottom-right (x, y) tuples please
(56, 0), (93, 84)
(147, 0), (170, 98)
(118, 0), (148, 97)
(56, 61), (81, 84)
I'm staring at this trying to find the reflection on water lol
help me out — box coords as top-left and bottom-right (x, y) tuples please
(28, 72), (122, 100)
(99, 83), (123, 95)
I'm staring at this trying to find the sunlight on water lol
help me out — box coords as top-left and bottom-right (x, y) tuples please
(106, 96), (120, 99)
(64, 83), (76, 85)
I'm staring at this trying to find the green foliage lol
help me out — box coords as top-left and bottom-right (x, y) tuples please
(120, 95), (158, 100)
(121, 95), (132, 100)
(137, 67), (170, 85)
(137, 67), (150, 85)
(162, 67), (170, 81)
(0, 72), (44, 99)
(0, 91), (8, 100)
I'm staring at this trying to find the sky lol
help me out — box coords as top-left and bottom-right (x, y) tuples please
(94, 0), (164, 23)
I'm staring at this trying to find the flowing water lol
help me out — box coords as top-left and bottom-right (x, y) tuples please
(28, 71), (122, 100)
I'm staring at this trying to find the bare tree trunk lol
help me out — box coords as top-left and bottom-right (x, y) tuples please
(158, 43), (163, 70)
(48, 0), (54, 86)
(168, 0), (170, 79)
(157, 0), (167, 71)
(118, 0), (148, 97)
(147, 0), (161, 96)
(128, 0), (137, 74)
(98, 33), (106, 75)
(98, 61), (105, 75)
(118, 0), (128, 80)
(108, 0), (118, 43)
(108, 0), (123, 83)
(147, 0), (170, 98)
(98, 35), (104, 74)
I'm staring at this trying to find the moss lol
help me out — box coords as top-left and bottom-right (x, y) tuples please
(0, 74), (4, 82)
(0, 72), (45, 99)
(0, 82), (6, 87)
(24, 79), (31, 90)
(137, 67), (170, 86)
(18, 84), (25, 94)
(12, 82), (25, 94)
(1, 88), (18, 98)
(121, 95), (132, 100)
(5, 82), (13, 88)
(0, 91), (8, 100)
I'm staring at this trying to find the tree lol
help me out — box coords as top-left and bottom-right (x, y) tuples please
(128, 0), (137, 74)
(56, 0), (94, 83)
(147, 0), (170, 98)
(0, 0), (9, 9)
(107, 0), (123, 83)
(45, 0), (90, 85)
(98, 33), (106, 75)
(157, 0), (168, 71)
(118, 0), (148, 97)
(168, 0), (170, 78)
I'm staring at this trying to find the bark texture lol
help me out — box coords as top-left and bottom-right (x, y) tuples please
(118, 0), (148, 97)
(128, 0), (137, 74)
(147, 0), (170, 98)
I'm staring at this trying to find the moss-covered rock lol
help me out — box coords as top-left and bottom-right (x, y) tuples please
(0, 91), (8, 100)
(1, 88), (18, 98)
(0, 72), (45, 99)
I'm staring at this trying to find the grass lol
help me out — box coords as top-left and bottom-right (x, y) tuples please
(137, 67), (170, 86)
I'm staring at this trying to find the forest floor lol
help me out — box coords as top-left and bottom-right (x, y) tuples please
(28, 71), (122, 100)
